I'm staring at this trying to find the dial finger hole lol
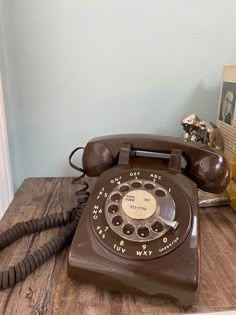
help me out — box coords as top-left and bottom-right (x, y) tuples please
(151, 221), (164, 233)
(131, 181), (142, 188)
(155, 189), (166, 197)
(119, 185), (129, 193)
(123, 224), (135, 235)
(144, 183), (155, 190)
(111, 193), (122, 202)
(112, 216), (123, 226)
(137, 226), (149, 238)
(108, 204), (119, 214)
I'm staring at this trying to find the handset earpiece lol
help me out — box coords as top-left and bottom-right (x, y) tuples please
(187, 153), (230, 194)
(82, 142), (115, 176)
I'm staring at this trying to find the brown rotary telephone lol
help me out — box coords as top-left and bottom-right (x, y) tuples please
(0, 134), (230, 307)
(67, 134), (230, 306)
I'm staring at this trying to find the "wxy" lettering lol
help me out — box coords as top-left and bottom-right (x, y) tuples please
(136, 250), (153, 256)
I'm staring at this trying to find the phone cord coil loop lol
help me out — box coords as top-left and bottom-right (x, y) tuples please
(69, 146), (85, 174)
(0, 181), (90, 290)
(69, 146), (90, 207)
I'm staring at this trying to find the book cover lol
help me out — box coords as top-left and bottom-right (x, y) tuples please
(217, 65), (236, 209)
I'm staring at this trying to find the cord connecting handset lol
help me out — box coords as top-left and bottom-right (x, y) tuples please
(0, 183), (89, 289)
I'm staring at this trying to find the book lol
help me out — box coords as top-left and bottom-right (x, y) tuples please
(216, 65), (236, 210)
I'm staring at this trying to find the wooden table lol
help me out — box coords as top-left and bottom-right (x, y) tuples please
(0, 177), (236, 315)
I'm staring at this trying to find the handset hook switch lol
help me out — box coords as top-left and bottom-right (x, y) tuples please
(168, 149), (182, 172)
(118, 144), (131, 165)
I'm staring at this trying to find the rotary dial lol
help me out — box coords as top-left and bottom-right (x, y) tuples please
(105, 179), (178, 242)
(90, 169), (192, 260)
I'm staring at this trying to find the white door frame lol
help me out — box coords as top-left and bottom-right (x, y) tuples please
(0, 72), (13, 218)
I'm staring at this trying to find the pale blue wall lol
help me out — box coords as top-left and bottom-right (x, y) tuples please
(1, 1), (236, 191)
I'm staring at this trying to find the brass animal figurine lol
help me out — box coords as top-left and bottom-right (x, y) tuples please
(181, 114), (223, 151)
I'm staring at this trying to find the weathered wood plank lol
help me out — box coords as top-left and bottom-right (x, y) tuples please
(0, 178), (236, 314)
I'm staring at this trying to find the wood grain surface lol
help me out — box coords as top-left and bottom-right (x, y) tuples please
(0, 177), (236, 315)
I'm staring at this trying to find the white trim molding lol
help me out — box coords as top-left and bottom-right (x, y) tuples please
(0, 72), (13, 218)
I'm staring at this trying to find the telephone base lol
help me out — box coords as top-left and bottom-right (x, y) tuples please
(68, 229), (199, 307)
(68, 167), (200, 306)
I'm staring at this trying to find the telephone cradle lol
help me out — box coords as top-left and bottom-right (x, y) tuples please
(67, 134), (230, 307)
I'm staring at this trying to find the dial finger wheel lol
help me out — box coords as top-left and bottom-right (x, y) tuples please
(90, 169), (192, 260)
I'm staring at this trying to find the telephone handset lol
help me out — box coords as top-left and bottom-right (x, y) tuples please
(80, 134), (229, 193)
(68, 134), (230, 306)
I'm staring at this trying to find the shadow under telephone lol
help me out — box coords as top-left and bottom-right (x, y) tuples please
(0, 134), (230, 307)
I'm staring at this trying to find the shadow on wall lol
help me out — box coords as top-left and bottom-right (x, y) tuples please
(180, 82), (221, 125)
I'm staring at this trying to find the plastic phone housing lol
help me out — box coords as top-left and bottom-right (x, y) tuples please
(68, 134), (230, 306)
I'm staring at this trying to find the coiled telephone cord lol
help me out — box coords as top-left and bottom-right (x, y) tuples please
(0, 177), (90, 290)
